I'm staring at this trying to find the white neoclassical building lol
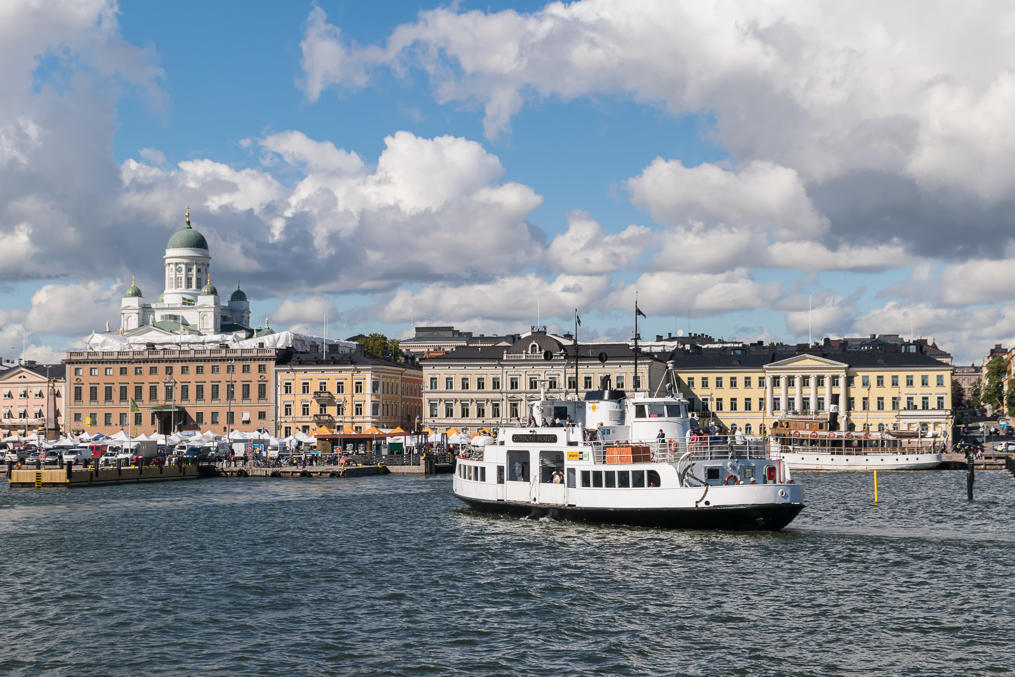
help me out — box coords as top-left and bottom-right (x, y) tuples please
(120, 207), (252, 336)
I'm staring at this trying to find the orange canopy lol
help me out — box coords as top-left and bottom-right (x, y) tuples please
(363, 426), (382, 435)
(341, 425), (357, 434)
(312, 426), (333, 436)
(389, 426), (407, 434)
(422, 426), (434, 434)
(445, 427), (459, 436)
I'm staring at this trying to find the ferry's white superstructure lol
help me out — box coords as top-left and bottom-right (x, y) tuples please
(453, 390), (804, 531)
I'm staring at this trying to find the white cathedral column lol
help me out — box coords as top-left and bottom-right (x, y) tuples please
(794, 375), (803, 413)
(765, 375), (773, 416)
(780, 376), (788, 414)
(809, 374), (818, 413)
(840, 372), (848, 416)
(824, 373), (832, 412)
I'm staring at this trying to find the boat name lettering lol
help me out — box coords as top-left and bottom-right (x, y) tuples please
(511, 433), (558, 443)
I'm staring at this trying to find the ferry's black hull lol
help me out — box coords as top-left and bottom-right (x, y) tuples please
(456, 496), (804, 531)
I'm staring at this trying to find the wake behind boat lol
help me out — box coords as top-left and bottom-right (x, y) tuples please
(453, 383), (804, 531)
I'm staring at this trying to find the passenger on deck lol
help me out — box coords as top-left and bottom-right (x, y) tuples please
(656, 429), (665, 442)
(551, 470), (563, 484)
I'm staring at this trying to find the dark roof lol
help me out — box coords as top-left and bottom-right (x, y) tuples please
(424, 332), (665, 364)
(277, 350), (421, 371)
(668, 344), (951, 371)
(0, 363), (66, 380)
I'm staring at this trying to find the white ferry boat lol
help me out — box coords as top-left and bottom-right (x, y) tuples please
(453, 389), (804, 531)
(768, 416), (943, 471)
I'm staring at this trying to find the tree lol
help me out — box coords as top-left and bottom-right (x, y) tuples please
(982, 357), (1006, 413)
(951, 379), (966, 411)
(970, 378), (982, 409)
(1007, 381), (1015, 417)
(358, 333), (403, 361)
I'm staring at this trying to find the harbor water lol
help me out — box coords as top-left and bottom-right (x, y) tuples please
(2, 471), (1014, 675)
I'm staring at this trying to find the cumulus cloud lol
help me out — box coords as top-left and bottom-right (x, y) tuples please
(546, 211), (653, 274)
(380, 274), (612, 324)
(605, 270), (781, 317)
(116, 130), (544, 296)
(270, 296), (339, 326)
(298, 2), (1015, 259)
(25, 281), (121, 335)
(938, 259), (1015, 306)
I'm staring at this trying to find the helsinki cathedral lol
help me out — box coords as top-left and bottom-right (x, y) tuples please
(119, 207), (256, 337)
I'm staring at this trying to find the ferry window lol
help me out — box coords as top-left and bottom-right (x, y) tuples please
(592, 471), (603, 488)
(665, 405), (682, 417)
(632, 471), (645, 488)
(647, 404), (668, 417)
(581, 470), (591, 487)
(634, 404), (646, 418)
(647, 470), (660, 487)
(617, 471), (630, 488)
(566, 468), (576, 488)
(480, 467), (486, 482)
(497, 466), (504, 484)
(742, 466), (755, 482)
(507, 451), (529, 481)
(706, 467), (720, 481)
(467, 465), (473, 481)
(605, 471), (616, 488)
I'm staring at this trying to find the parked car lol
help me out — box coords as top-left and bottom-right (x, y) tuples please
(40, 450), (61, 465)
(62, 447), (91, 464)
(992, 441), (1015, 452)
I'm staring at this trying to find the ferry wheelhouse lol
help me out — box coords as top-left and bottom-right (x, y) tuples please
(453, 389), (804, 531)
(769, 415), (943, 471)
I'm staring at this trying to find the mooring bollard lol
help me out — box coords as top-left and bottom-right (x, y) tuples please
(66, 460), (73, 481)
(967, 454), (975, 501)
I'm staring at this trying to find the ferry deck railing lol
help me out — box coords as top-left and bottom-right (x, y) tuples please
(588, 436), (770, 464)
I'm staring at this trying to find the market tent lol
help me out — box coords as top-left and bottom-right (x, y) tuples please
(363, 426), (382, 435)
(421, 426), (433, 434)
(445, 427), (460, 436)
(109, 430), (130, 442)
(340, 425), (357, 435)
(312, 426), (333, 436)
(388, 426), (407, 435)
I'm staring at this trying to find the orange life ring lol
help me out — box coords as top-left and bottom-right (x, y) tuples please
(810, 432), (818, 439)
(792, 430), (800, 438)
(863, 432), (871, 439)
(724, 473), (739, 485)
(845, 432), (853, 440)
(667, 439), (678, 453)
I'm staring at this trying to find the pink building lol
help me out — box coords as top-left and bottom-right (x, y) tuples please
(0, 362), (66, 439)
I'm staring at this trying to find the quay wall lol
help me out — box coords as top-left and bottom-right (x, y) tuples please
(8, 464), (203, 488)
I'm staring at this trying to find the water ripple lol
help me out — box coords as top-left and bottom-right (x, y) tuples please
(1, 471), (1014, 674)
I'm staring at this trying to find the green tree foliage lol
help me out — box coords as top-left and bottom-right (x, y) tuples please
(1007, 382), (1015, 417)
(970, 378), (982, 409)
(358, 333), (403, 361)
(982, 357), (1006, 412)
(951, 379), (965, 410)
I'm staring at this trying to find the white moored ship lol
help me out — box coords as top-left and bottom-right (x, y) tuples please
(453, 386), (804, 531)
(768, 416), (943, 471)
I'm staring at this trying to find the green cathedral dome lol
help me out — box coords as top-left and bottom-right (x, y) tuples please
(201, 281), (218, 296)
(124, 276), (143, 298)
(230, 283), (247, 303)
(166, 206), (209, 250)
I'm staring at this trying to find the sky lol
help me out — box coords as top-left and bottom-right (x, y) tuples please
(2, 0), (1015, 366)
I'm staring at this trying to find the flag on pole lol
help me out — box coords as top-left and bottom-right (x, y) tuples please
(130, 398), (139, 412)
(636, 303), (647, 318)
(575, 311), (582, 326)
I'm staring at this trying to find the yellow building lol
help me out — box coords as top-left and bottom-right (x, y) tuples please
(276, 351), (422, 437)
(671, 340), (953, 441)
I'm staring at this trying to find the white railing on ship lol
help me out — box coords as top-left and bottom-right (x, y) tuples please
(588, 436), (769, 464)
